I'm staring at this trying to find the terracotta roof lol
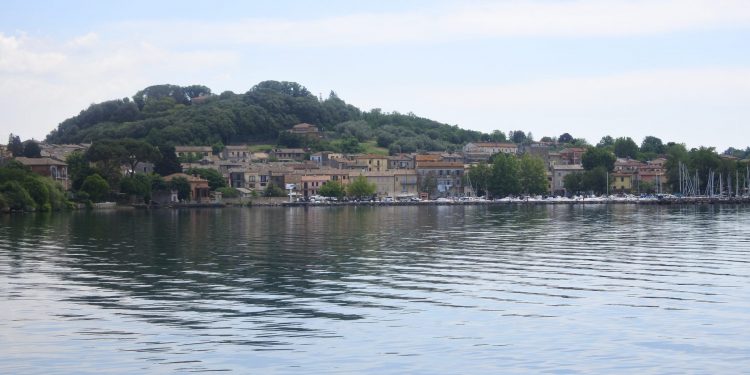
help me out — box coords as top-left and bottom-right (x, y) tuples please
(415, 154), (441, 162)
(354, 154), (388, 159)
(469, 142), (517, 148)
(163, 173), (209, 183)
(14, 157), (66, 166)
(175, 146), (212, 152)
(552, 164), (584, 170)
(416, 161), (464, 168)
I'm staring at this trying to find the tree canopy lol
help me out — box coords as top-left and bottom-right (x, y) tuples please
(347, 175), (376, 198)
(582, 147), (616, 171)
(613, 137), (639, 159)
(45, 81), (490, 154)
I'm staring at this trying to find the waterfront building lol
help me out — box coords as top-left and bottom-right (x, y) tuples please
(353, 154), (389, 172)
(14, 157), (69, 190)
(415, 161), (464, 197)
(163, 173), (211, 202)
(387, 154), (414, 170)
(551, 164), (584, 195)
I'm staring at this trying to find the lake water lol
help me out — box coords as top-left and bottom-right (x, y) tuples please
(1, 205), (749, 374)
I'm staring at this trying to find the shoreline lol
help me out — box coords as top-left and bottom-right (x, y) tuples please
(264, 197), (750, 207)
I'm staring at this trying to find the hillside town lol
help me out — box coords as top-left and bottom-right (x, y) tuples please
(5, 121), (750, 211)
(7, 123), (750, 209)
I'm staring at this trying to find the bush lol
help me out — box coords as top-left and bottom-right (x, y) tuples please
(21, 177), (50, 210)
(0, 181), (36, 211)
(81, 174), (110, 202)
(216, 187), (240, 198)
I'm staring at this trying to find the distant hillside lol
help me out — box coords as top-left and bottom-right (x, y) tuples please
(46, 81), (487, 153)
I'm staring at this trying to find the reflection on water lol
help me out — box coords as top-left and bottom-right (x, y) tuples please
(1, 205), (750, 374)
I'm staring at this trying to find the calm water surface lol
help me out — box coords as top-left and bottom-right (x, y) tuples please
(1, 205), (749, 374)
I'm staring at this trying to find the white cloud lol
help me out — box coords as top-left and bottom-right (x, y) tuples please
(114, 0), (750, 47)
(0, 33), (67, 73)
(0, 32), (238, 140)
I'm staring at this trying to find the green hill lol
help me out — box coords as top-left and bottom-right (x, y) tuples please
(46, 81), (487, 153)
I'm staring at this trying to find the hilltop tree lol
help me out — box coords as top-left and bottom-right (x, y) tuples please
(614, 137), (639, 158)
(489, 130), (507, 142)
(597, 135), (614, 148)
(558, 133), (574, 144)
(640, 136), (665, 155)
(509, 130), (528, 144)
(7, 134), (23, 156)
(21, 140), (41, 158)
(46, 81), (487, 151)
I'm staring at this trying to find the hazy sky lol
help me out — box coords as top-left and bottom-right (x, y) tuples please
(2, 0), (749, 151)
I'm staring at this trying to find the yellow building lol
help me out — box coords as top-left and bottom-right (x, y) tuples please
(354, 154), (389, 172)
(611, 172), (634, 193)
(350, 170), (419, 199)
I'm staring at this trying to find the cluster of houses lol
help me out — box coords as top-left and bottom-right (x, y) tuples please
(1, 128), (679, 202)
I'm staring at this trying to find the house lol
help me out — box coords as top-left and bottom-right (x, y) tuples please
(223, 145), (250, 161)
(637, 158), (667, 192)
(559, 148), (586, 165)
(0, 145), (10, 161)
(163, 173), (211, 202)
(40, 143), (90, 161)
(123, 162), (154, 175)
(331, 158), (369, 173)
(611, 172), (633, 193)
(175, 146), (212, 159)
(353, 154), (389, 172)
(611, 158), (645, 193)
(269, 148), (307, 161)
(14, 157), (69, 189)
(350, 170), (419, 199)
(415, 161), (465, 197)
(388, 154), (414, 170)
(414, 154), (442, 165)
(393, 170), (419, 198)
(311, 151), (343, 167)
(440, 152), (464, 163)
(300, 175), (332, 198)
(463, 142), (518, 162)
(551, 164), (584, 195)
(287, 123), (323, 139)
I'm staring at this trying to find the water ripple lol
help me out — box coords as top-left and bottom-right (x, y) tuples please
(1, 205), (750, 373)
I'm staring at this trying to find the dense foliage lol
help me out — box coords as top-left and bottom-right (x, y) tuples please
(347, 175), (377, 198)
(318, 180), (346, 199)
(46, 82), (488, 153)
(467, 154), (548, 198)
(0, 161), (69, 211)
